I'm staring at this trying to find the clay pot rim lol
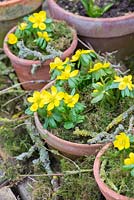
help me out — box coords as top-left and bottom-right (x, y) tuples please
(3, 22), (77, 65)
(93, 143), (134, 200)
(0, 0), (31, 6)
(50, 0), (134, 22)
(34, 81), (103, 150)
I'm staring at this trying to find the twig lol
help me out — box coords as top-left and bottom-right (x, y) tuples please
(78, 38), (94, 50)
(21, 119), (60, 200)
(19, 169), (92, 177)
(2, 93), (28, 107)
(128, 115), (134, 134)
(87, 124), (125, 144)
(106, 105), (134, 132)
(0, 80), (50, 96)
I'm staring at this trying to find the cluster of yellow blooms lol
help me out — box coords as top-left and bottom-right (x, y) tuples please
(114, 132), (134, 166)
(27, 86), (79, 112)
(7, 11), (51, 45)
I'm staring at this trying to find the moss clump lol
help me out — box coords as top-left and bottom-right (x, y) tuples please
(101, 147), (134, 198)
(56, 156), (101, 200)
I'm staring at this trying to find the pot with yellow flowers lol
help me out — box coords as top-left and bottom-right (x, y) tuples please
(0, 0), (43, 47)
(94, 121), (134, 200)
(25, 48), (134, 157)
(3, 10), (77, 90)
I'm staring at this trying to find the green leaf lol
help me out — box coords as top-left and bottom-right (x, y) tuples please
(122, 164), (134, 170)
(64, 122), (74, 129)
(48, 118), (57, 128)
(91, 93), (104, 104)
(53, 112), (62, 122)
(25, 108), (33, 115)
(45, 18), (53, 23)
(131, 168), (134, 177)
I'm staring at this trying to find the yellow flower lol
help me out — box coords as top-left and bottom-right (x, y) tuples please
(88, 62), (110, 73)
(7, 33), (18, 44)
(50, 57), (69, 71)
(45, 86), (65, 111)
(71, 49), (95, 62)
(64, 93), (79, 108)
(57, 65), (79, 80)
(28, 11), (46, 30)
(124, 152), (134, 165)
(37, 31), (51, 42)
(27, 91), (47, 112)
(113, 132), (130, 151)
(114, 75), (134, 91)
(18, 22), (27, 30)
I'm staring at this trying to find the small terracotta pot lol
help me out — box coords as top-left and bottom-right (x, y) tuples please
(0, 0), (42, 47)
(34, 81), (103, 157)
(47, 0), (134, 60)
(93, 143), (134, 200)
(3, 25), (77, 90)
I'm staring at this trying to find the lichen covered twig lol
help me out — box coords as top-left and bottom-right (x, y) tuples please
(106, 105), (134, 132)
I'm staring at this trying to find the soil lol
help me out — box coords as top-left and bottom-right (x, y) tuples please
(57, 0), (134, 18)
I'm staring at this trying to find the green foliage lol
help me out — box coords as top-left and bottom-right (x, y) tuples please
(81, 0), (113, 17)
(101, 146), (134, 197)
(8, 11), (73, 59)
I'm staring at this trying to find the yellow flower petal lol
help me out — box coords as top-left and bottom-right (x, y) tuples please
(70, 70), (79, 77)
(30, 103), (38, 112)
(47, 102), (54, 111)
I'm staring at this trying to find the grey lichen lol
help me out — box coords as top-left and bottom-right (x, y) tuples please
(17, 41), (62, 74)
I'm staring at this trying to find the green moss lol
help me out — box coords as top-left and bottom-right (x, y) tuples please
(101, 147), (134, 197)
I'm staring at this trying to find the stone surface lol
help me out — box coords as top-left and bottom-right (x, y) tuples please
(0, 187), (17, 200)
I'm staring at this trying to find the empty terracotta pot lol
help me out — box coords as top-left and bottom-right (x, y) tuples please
(0, 0), (43, 47)
(3, 25), (77, 90)
(47, 0), (134, 60)
(34, 81), (103, 157)
(93, 143), (134, 200)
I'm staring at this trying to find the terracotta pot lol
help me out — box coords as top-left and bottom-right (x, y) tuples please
(93, 143), (134, 200)
(3, 25), (78, 90)
(0, 0), (43, 47)
(34, 81), (103, 157)
(47, 0), (134, 60)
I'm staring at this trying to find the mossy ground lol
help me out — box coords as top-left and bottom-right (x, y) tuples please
(0, 49), (133, 199)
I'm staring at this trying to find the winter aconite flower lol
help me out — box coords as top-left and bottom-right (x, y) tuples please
(37, 31), (51, 42)
(88, 62), (110, 73)
(7, 33), (18, 44)
(71, 49), (94, 62)
(113, 132), (130, 151)
(27, 91), (46, 112)
(28, 11), (46, 30)
(57, 65), (79, 80)
(18, 22), (27, 31)
(114, 75), (134, 91)
(64, 93), (79, 108)
(50, 57), (69, 71)
(124, 152), (134, 165)
(44, 86), (64, 111)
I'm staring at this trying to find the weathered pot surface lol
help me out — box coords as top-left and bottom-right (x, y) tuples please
(93, 143), (134, 200)
(34, 81), (103, 157)
(3, 25), (78, 90)
(47, 0), (134, 60)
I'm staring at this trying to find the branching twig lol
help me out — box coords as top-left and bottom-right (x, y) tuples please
(87, 124), (125, 144)
(106, 105), (134, 132)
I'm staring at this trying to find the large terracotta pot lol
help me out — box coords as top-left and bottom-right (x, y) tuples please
(3, 25), (77, 90)
(0, 0), (43, 47)
(34, 81), (103, 157)
(93, 143), (134, 200)
(47, 0), (134, 60)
